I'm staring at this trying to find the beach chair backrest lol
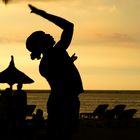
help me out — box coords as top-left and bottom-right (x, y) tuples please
(113, 104), (126, 119)
(118, 109), (137, 119)
(113, 104), (126, 112)
(93, 104), (109, 119)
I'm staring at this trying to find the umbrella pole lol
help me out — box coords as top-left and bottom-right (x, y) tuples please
(10, 84), (13, 91)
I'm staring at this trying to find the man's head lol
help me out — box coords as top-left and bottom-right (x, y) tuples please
(26, 31), (55, 60)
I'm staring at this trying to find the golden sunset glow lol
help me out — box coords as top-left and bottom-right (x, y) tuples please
(0, 0), (140, 90)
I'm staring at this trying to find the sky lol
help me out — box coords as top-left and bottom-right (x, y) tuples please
(0, 0), (140, 90)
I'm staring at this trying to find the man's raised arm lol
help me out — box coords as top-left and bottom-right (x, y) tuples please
(28, 4), (74, 49)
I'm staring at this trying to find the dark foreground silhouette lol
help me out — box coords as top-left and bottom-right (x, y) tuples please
(26, 4), (84, 140)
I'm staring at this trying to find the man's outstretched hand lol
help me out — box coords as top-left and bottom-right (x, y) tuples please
(28, 4), (46, 15)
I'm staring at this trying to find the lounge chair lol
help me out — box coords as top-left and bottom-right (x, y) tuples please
(92, 104), (109, 119)
(118, 109), (137, 120)
(80, 104), (109, 120)
(104, 104), (126, 120)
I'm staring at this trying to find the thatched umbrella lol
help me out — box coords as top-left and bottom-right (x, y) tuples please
(0, 55), (34, 90)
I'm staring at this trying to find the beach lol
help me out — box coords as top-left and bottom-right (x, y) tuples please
(33, 119), (140, 140)
(73, 119), (140, 140)
(0, 114), (140, 140)
(1, 90), (140, 140)
(3, 119), (139, 140)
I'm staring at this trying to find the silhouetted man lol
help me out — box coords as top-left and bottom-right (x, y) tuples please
(26, 4), (84, 140)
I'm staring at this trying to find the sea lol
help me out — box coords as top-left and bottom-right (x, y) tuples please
(26, 90), (140, 119)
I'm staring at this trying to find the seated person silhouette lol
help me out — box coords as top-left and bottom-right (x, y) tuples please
(0, 88), (13, 130)
(32, 109), (45, 129)
(26, 4), (84, 140)
(0, 88), (12, 123)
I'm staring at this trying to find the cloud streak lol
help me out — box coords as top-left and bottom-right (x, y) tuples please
(2, 0), (48, 5)
(74, 30), (137, 46)
(2, 0), (65, 4)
